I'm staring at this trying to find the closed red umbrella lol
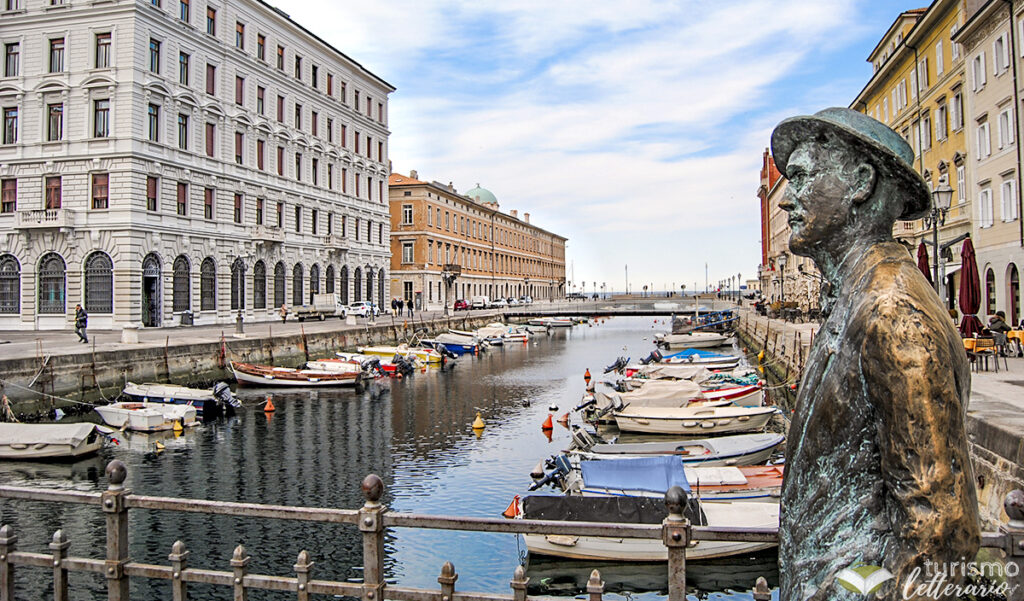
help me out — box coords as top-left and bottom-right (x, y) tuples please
(958, 237), (984, 337)
(917, 242), (933, 285)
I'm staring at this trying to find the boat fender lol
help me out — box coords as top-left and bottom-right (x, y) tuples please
(530, 460), (546, 480)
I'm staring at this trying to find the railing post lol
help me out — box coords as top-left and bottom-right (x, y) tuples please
(509, 565), (528, 601)
(1003, 490), (1024, 601)
(662, 486), (690, 601)
(752, 576), (771, 601)
(168, 540), (188, 601)
(359, 475), (386, 601)
(230, 545), (250, 601)
(0, 525), (14, 601)
(50, 529), (70, 601)
(101, 460), (130, 601)
(586, 569), (604, 601)
(294, 550), (313, 601)
(437, 561), (457, 601)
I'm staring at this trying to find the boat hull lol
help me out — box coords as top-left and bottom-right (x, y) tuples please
(231, 362), (362, 387)
(0, 424), (104, 460)
(613, 408), (776, 435)
(95, 403), (197, 432)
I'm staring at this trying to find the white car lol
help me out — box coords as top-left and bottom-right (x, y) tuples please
(490, 299), (508, 308)
(348, 301), (380, 317)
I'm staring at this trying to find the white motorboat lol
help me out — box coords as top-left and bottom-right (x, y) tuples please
(566, 461), (784, 502)
(654, 332), (733, 350)
(0, 423), (107, 459)
(122, 381), (238, 418)
(358, 345), (445, 365)
(516, 495), (778, 561)
(569, 429), (784, 466)
(613, 406), (778, 435)
(94, 402), (198, 432)
(306, 358), (365, 374)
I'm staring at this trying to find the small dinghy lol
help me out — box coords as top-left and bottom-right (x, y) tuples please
(613, 406), (778, 435)
(231, 361), (363, 387)
(569, 429), (784, 466)
(654, 332), (733, 350)
(0, 423), (107, 459)
(660, 348), (740, 368)
(95, 402), (197, 432)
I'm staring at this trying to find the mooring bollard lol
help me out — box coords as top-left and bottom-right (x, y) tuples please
(663, 485), (691, 601)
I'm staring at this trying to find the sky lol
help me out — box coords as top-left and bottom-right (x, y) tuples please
(283, 0), (928, 294)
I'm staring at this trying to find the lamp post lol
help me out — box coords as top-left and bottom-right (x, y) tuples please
(926, 181), (953, 296)
(778, 253), (788, 304)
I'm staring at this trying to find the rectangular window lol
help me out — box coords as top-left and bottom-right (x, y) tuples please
(378, 141), (383, 162)
(1002, 180), (1018, 221)
(980, 188), (994, 227)
(342, 167), (347, 193)
(177, 113), (188, 149)
(257, 139), (265, 170)
(205, 122), (215, 157)
(311, 157), (318, 185)
(402, 204), (413, 225)
(91, 173), (108, 209)
(445, 211), (450, 230)
(355, 175), (360, 197)
(952, 25), (961, 60)
(956, 165), (965, 204)
(179, 52), (189, 85)
(354, 131), (359, 153)
(327, 211), (332, 234)
(149, 38), (160, 73)
(427, 206), (433, 226)
(342, 215), (347, 237)
(999, 108), (1014, 148)
(276, 45), (284, 70)
(276, 95), (284, 122)
(235, 76), (244, 105)
(327, 163), (333, 188)
(276, 201), (283, 228)
(951, 93), (963, 130)
(311, 111), (318, 136)
(402, 242), (414, 263)
(206, 7), (216, 35)
(311, 209), (318, 234)
(256, 197), (264, 225)
(294, 153), (302, 181)
(1, 179), (15, 213)
(235, 22), (244, 49)
(7, 106), (22, 143)
(935, 40), (944, 77)
(294, 205), (301, 232)
(206, 63), (216, 95)
(257, 34), (265, 60)
(45, 176), (61, 209)
(341, 124), (347, 147)
(978, 122), (992, 158)
(973, 53), (987, 90)
(179, 0), (189, 22)
(49, 38), (64, 73)
(277, 146), (284, 176)
(355, 90), (359, 109)
(146, 176), (158, 211)
(378, 102), (384, 122)
(294, 55), (302, 79)
(4, 42), (18, 77)
(920, 114), (931, 152)
(935, 103), (947, 141)
(233, 192), (243, 224)
(294, 103), (302, 129)
(326, 118), (333, 142)
(917, 57), (928, 90)
(234, 131), (243, 164)
(995, 33), (1010, 75)
(46, 103), (62, 141)
(327, 73), (333, 95)
(94, 99), (110, 138)
(341, 81), (347, 104)
(366, 134), (371, 158)
(366, 96), (371, 116)
(256, 86), (265, 114)
(203, 187), (214, 219)
(311, 64), (318, 88)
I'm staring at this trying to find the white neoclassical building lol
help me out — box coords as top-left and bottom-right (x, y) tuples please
(0, 0), (392, 330)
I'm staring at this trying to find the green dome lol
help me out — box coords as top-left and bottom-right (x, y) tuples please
(466, 183), (498, 205)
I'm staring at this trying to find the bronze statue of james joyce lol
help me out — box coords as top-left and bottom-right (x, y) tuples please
(771, 108), (979, 600)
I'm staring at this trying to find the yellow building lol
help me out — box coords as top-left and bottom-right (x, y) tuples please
(851, 0), (969, 309)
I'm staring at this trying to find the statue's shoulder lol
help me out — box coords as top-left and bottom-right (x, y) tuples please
(849, 250), (935, 326)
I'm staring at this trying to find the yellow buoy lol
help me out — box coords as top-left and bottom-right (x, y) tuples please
(472, 411), (485, 430)
(172, 419), (184, 433)
(757, 350), (765, 363)
(154, 441), (165, 451)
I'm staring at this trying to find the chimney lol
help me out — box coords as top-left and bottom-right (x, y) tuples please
(510, 209), (518, 219)
(409, 169), (418, 180)
(523, 212), (530, 223)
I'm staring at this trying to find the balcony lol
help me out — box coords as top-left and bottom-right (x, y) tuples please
(251, 225), (285, 244)
(16, 209), (76, 231)
(442, 264), (462, 276)
(323, 234), (347, 250)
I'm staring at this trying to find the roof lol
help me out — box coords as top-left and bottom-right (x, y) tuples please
(389, 173), (425, 186)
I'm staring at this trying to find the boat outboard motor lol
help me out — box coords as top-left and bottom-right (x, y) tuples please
(640, 350), (662, 365)
(392, 355), (415, 375)
(528, 455), (571, 491)
(603, 356), (628, 374)
(212, 381), (241, 410)
(360, 357), (384, 376)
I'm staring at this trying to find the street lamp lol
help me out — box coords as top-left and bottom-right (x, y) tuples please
(926, 181), (953, 296)
(778, 253), (788, 304)
(442, 264), (461, 316)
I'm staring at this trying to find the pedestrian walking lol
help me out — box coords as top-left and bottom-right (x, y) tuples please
(407, 300), (413, 317)
(280, 304), (288, 323)
(391, 298), (398, 314)
(74, 304), (88, 343)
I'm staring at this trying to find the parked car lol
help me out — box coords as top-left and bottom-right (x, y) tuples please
(519, 296), (532, 305)
(508, 298), (520, 306)
(453, 299), (470, 311)
(490, 298), (508, 308)
(348, 301), (380, 317)
(294, 293), (348, 321)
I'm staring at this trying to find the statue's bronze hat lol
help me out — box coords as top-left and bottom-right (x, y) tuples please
(771, 107), (930, 220)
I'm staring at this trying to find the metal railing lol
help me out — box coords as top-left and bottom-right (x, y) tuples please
(1, 460), (1022, 601)
(0, 460), (778, 601)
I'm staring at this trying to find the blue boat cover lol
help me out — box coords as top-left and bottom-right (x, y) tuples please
(580, 456), (691, 493)
(663, 348), (729, 359)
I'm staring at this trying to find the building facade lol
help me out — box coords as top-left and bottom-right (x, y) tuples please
(388, 172), (566, 311)
(851, 0), (970, 310)
(0, 0), (392, 330)
(955, 0), (1024, 324)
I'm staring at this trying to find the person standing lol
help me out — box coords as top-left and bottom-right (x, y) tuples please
(396, 298), (404, 316)
(74, 304), (88, 343)
(280, 303), (288, 323)
(407, 298), (413, 317)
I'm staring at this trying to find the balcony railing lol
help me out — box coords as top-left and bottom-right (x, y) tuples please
(250, 225), (285, 243)
(323, 234), (347, 249)
(15, 209), (75, 229)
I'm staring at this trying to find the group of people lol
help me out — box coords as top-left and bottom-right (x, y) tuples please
(390, 297), (414, 317)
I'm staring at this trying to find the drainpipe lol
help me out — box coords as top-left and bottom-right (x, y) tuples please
(908, 41), (927, 252)
(1007, 0), (1024, 247)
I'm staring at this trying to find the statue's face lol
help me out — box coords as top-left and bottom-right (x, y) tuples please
(779, 142), (854, 255)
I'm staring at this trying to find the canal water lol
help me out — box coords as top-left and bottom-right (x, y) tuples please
(0, 316), (778, 600)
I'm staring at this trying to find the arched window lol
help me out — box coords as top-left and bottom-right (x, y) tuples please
(378, 269), (385, 308)
(0, 255), (20, 314)
(172, 256), (191, 312)
(274, 262), (286, 308)
(84, 252), (114, 314)
(340, 266), (349, 304)
(1010, 264), (1020, 325)
(986, 268), (997, 316)
(353, 267), (362, 301)
(253, 260), (266, 309)
(325, 265), (335, 294)
(37, 253), (66, 314)
(230, 258), (245, 311)
(310, 264), (320, 303)
(292, 263), (304, 307)
(200, 257), (216, 311)
(366, 268), (374, 302)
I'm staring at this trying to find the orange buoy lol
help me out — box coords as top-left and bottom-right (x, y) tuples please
(557, 413), (569, 426)
(472, 412), (486, 429)
(583, 368), (592, 384)
(263, 396), (276, 412)
(542, 414), (553, 430)
(502, 495), (521, 519)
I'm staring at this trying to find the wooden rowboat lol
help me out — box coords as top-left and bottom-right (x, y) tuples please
(231, 361), (362, 387)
